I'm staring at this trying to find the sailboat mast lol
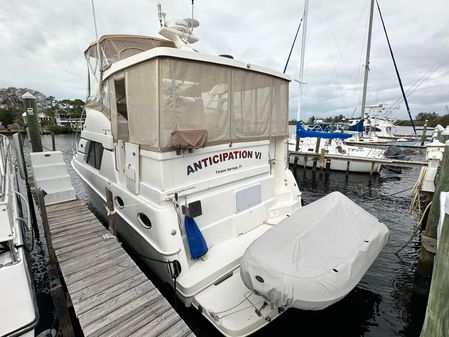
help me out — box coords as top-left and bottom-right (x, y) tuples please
(296, 0), (309, 122)
(360, 0), (375, 121)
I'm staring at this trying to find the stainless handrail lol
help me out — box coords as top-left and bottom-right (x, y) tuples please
(13, 190), (31, 231)
(0, 135), (9, 201)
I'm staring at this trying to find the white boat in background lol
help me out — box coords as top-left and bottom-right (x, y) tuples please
(289, 122), (386, 174)
(289, 137), (385, 173)
(72, 3), (389, 336)
(0, 135), (38, 337)
(346, 104), (404, 144)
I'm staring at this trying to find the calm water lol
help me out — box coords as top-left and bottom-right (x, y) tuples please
(21, 134), (429, 337)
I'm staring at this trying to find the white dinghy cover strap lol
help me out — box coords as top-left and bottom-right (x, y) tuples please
(240, 191), (389, 310)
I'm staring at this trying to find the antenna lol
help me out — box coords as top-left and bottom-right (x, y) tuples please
(190, 0), (195, 35)
(157, 1), (164, 26)
(90, 0), (100, 58)
(157, 0), (200, 50)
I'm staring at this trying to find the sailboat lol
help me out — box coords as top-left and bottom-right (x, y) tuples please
(287, 0), (387, 174)
(347, 0), (418, 145)
(72, 2), (389, 335)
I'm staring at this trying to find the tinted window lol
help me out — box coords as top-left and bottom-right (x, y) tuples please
(86, 141), (104, 170)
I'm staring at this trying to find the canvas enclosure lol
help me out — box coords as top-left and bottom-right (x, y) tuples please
(105, 56), (289, 151)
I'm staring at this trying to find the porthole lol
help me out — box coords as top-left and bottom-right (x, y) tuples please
(137, 213), (152, 229)
(115, 196), (125, 209)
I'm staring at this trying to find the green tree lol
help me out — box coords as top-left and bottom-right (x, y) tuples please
(0, 108), (15, 125)
(416, 112), (439, 121)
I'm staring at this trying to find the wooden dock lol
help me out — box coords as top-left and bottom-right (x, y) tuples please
(289, 150), (428, 169)
(41, 198), (194, 337)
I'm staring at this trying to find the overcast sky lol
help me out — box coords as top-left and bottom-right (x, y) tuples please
(1, 0), (448, 120)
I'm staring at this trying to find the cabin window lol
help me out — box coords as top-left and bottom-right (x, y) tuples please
(114, 77), (129, 141)
(86, 141), (104, 170)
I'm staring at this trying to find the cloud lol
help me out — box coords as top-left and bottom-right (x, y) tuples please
(0, 0), (447, 120)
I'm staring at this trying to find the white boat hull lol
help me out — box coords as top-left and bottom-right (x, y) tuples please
(288, 140), (384, 174)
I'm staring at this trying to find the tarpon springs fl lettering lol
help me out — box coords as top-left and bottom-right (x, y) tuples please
(187, 150), (262, 175)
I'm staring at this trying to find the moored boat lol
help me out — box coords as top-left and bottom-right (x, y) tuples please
(72, 4), (389, 336)
(0, 135), (38, 337)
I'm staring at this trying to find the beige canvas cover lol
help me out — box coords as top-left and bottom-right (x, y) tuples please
(91, 50), (289, 151)
(85, 35), (174, 107)
(85, 35), (175, 65)
(170, 129), (208, 149)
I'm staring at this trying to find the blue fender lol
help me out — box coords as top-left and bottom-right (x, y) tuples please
(185, 216), (208, 259)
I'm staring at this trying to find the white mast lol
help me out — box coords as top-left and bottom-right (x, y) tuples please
(296, 0), (309, 122)
(360, 0), (375, 121)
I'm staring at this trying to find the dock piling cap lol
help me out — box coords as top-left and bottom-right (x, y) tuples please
(22, 92), (36, 100)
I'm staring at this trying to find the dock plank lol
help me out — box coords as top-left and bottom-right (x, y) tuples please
(129, 307), (181, 337)
(60, 244), (125, 275)
(75, 272), (148, 315)
(44, 198), (194, 337)
(57, 240), (120, 267)
(49, 215), (99, 231)
(79, 282), (158, 326)
(46, 199), (84, 212)
(67, 264), (138, 295)
(98, 298), (171, 337)
(159, 318), (193, 337)
(52, 226), (105, 245)
(71, 264), (143, 305)
(64, 252), (133, 285)
(82, 287), (162, 337)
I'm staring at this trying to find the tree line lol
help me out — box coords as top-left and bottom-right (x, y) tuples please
(0, 97), (84, 127)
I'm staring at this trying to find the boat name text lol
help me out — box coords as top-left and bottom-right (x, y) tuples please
(187, 150), (262, 175)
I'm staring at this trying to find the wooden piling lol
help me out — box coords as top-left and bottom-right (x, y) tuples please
(370, 162), (375, 176)
(420, 120), (428, 146)
(105, 188), (117, 236)
(22, 92), (42, 152)
(420, 196), (449, 337)
(51, 132), (56, 151)
(312, 138), (321, 171)
(319, 148), (325, 174)
(417, 142), (449, 277)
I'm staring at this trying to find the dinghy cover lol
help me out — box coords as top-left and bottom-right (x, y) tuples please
(240, 191), (389, 310)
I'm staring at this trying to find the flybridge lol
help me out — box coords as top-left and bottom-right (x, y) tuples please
(186, 150), (263, 175)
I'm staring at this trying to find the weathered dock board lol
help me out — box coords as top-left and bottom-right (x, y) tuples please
(44, 199), (194, 337)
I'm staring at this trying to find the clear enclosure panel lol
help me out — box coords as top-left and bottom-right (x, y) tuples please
(85, 47), (101, 104)
(231, 69), (272, 139)
(160, 58), (230, 149)
(126, 60), (159, 147)
(271, 79), (289, 136)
